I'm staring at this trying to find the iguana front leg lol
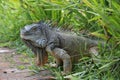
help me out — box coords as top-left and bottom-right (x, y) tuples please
(55, 58), (62, 67)
(53, 48), (72, 74)
(46, 45), (72, 74)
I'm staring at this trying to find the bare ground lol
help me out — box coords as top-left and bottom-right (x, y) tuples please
(0, 47), (55, 80)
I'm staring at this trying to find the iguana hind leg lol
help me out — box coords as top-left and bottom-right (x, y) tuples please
(89, 46), (99, 57)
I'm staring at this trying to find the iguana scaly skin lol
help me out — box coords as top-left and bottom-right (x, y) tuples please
(20, 21), (104, 74)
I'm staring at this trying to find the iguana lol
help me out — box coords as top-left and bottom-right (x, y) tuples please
(20, 21), (105, 74)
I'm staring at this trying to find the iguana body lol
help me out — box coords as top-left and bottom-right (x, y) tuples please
(20, 21), (103, 74)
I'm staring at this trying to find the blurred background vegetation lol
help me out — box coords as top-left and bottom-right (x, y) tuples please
(0, 0), (120, 79)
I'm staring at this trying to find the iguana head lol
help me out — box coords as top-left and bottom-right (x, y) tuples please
(20, 22), (50, 66)
(20, 22), (49, 48)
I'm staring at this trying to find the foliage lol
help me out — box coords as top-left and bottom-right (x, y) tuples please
(0, 0), (120, 79)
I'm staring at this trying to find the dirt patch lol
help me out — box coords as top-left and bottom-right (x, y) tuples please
(0, 48), (55, 80)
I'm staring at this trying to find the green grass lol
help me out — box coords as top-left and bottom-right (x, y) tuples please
(0, 0), (120, 79)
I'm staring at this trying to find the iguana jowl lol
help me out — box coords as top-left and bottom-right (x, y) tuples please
(20, 21), (104, 74)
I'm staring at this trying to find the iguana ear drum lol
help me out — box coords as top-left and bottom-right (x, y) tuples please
(36, 49), (48, 66)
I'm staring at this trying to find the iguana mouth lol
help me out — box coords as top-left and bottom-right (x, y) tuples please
(20, 31), (34, 40)
(20, 34), (32, 40)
